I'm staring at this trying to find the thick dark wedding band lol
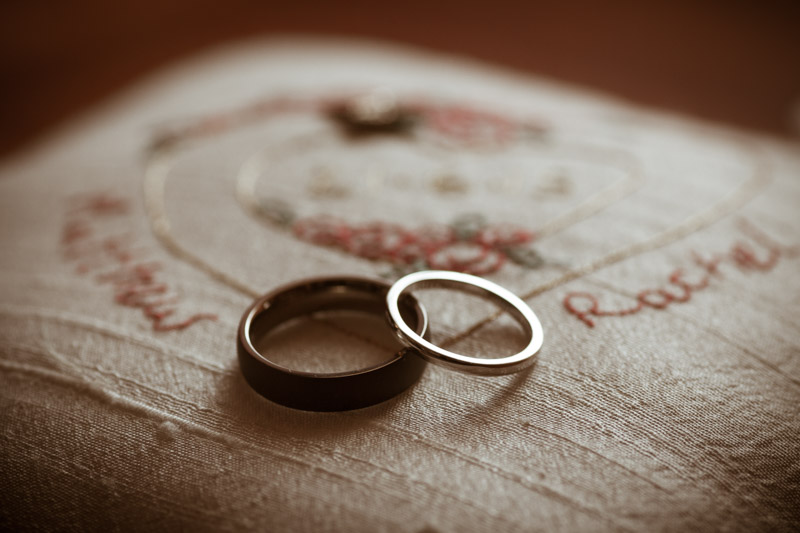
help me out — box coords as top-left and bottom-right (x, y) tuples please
(238, 277), (428, 411)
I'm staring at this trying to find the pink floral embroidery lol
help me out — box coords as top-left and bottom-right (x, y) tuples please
(292, 214), (537, 275)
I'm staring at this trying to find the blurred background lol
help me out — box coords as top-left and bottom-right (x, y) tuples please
(2, 0), (799, 157)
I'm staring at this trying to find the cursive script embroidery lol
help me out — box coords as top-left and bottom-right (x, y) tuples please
(563, 220), (799, 327)
(62, 193), (217, 331)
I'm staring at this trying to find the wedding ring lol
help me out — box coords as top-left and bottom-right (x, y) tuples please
(385, 271), (543, 376)
(238, 277), (428, 411)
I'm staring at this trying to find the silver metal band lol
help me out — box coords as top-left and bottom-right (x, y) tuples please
(385, 271), (543, 376)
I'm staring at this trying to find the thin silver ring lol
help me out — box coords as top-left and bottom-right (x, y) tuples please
(386, 271), (543, 376)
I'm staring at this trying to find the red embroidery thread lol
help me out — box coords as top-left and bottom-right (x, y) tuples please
(62, 193), (216, 331)
(414, 103), (517, 146)
(151, 94), (546, 152)
(563, 221), (797, 327)
(291, 214), (535, 275)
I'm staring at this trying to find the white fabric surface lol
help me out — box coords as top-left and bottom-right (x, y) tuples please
(1, 37), (799, 532)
